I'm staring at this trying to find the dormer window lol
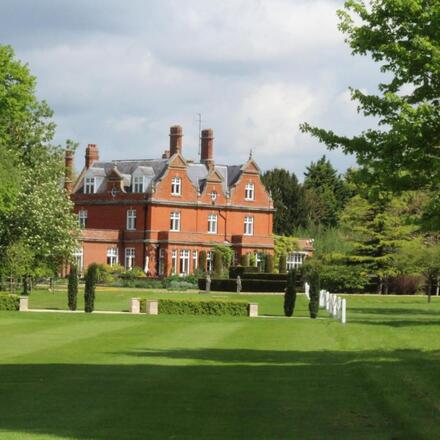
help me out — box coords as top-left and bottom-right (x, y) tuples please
(245, 183), (254, 201)
(133, 176), (145, 193)
(210, 191), (217, 202)
(171, 177), (181, 196)
(84, 177), (95, 194)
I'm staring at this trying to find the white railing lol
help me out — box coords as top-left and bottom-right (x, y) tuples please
(319, 290), (346, 324)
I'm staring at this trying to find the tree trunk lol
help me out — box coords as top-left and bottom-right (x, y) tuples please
(436, 277), (439, 296)
(378, 278), (383, 295)
(427, 279), (432, 304)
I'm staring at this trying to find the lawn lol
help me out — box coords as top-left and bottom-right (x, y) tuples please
(1, 292), (440, 439)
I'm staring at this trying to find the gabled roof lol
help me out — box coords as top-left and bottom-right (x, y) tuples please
(75, 155), (258, 195)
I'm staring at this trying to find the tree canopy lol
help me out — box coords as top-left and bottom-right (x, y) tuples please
(301, 0), (440, 227)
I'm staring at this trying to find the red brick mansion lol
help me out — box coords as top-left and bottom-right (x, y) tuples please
(66, 125), (277, 276)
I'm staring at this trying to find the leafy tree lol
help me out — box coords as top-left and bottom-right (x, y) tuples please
(211, 244), (234, 271)
(301, 1), (440, 228)
(68, 265), (79, 311)
(84, 264), (98, 313)
(284, 269), (297, 317)
(0, 45), (79, 273)
(262, 168), (308, 234)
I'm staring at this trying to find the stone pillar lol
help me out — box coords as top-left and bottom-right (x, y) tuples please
(341, 299), (347, 324)
(249, 303), (258, 318)
(130, 298), (140, 314)
(146, 300), (159, 315)
(19, 296), (29, 312)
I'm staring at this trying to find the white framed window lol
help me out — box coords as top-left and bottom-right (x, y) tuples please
(125, 248), (135, 270)
(192, 250), (198, 271)
(171, 177), (181, 196)
(133, 176), (145, 193)
(78, 210), (88, 228)
(170, 211), (180, 231)
(171, 250), (177, 274)
(126, 209), (136, 230)
(179, 250), (190, 275)
(255, 252), (262, 268)
(210, 190), (217, 202)
(107, 247), (118, 266)
(245, 183), (255, 201)
(84, 177), (95, 194)
(287, 252), (306, 270)
(244, 216), (254, 236)
(207, 251), (213, 272)
(73, 248), (83, 272)
(208, 214), (217, 234)
(158, 248), (165, 276)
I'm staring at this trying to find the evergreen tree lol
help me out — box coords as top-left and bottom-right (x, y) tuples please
(284, 269), (297, 317)
(199, 250), (207, 273)
(84, 264), (98, 313)
(68, 265), (78, 311)
(262, 168), (307, 234)
(213, 250), (223, 277)
(303, 156), (351, 227)
(279, 255), (287, 274)
(266, 254), (274, 273)
(340, 191), (417, 294)
(308, 270), (320, 319)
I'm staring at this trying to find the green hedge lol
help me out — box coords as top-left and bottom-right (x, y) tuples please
(158, 299), (249, 316)
(240, 273), (287, 281)
(0, 293), (19, 311)
(229, 266), (260, 278)
(199, 278), (287, 292)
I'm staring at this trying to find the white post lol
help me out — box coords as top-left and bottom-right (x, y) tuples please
(304, 282), (310, 300)
(319, 290), (325, 307)
(19, 296), (29, 312)
(249, 303), (258, 318)
(146, 300), (159, 315)
(341, 298), (346, 324)
(130, 298), (140, 314)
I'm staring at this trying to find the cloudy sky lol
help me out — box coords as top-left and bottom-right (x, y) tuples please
(0, 0), (382, 178)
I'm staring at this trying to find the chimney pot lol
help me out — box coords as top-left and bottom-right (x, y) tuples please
(64, 148), (74, 193)
(169, 125), (183, 156)
(85, 144), (99, 168)
(201, 128), (214, 167)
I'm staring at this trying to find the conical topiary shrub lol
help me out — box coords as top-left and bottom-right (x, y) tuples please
(68, 265), (79, 311)
(308, 270), (320, 319)
(84, 263), (99, 313)
(284, 269), (297, 317)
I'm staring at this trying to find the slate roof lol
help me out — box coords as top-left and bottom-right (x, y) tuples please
(77, 157), (246, 194)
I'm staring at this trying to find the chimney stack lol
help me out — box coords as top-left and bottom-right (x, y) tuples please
(169, 125), (183, 156)
(85, 144), (99, 168)
(64, 148), (74, 193)
(201, 128), (214, 168)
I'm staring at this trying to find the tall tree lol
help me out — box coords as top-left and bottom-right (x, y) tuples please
(340, 191), (418, 293)
(262, 168), (307, 235)
(0, 45), (79, 275)
(301, 0), (440, 228)
(303, 156), (351, 227)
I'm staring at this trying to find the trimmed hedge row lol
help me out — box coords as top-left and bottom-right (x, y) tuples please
(0, 293), (20, 311)
(239, 273), (287, 281)
(158, 299), (249, 316)
(229, 266), (260, 278)
(199, 278), (287, 292)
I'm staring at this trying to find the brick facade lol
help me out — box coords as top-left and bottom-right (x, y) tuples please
(69, 125), (275, 276)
